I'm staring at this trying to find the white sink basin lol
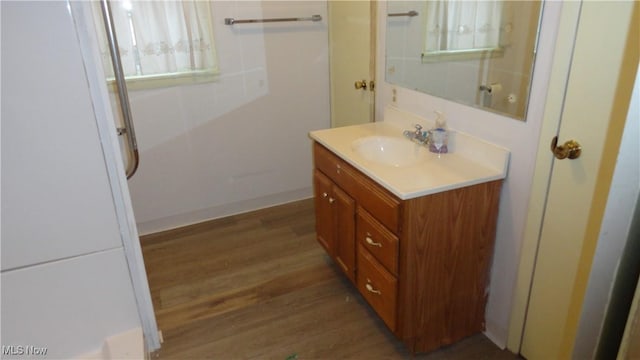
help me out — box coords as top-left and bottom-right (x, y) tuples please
(352, 136), (431, 167)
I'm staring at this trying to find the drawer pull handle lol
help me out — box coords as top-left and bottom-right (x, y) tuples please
(329, 197), (335, 204)
(365, 283), (382, 295)
(322, 192), (328, 198)
(365, 236), (382, 248)
(336, 164), (341, 174)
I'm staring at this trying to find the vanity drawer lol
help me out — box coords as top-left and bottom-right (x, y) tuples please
(357, 207), (399, 276)
(357, 244), (397, 332)
(314, 142), (401, 233)
(314, 142), (345, 184)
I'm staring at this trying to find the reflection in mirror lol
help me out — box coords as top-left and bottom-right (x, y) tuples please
(386, 1), (543, 121)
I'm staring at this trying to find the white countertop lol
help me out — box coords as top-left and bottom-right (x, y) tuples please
(309, 116), (510, 200)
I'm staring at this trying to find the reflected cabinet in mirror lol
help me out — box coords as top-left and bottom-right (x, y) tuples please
(386, 1), (543, 121)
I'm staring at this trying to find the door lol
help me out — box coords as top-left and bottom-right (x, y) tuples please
(333, 186), (356, 282)
(618, 277), (640, 359)
(518, 2), (639, 359)
(328, 1), (376, 128)
(314, 170), (335, 255)
(70, 1), (161, 350)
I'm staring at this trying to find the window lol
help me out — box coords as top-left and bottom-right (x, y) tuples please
(422, 0), (511, 62)
(94, 0), (218, 88)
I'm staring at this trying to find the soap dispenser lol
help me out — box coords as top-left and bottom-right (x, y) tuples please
(429, 111), (448, 154)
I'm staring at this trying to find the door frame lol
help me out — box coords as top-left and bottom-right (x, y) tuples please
(507, 1), (639, 356)
(369, 0), (377, 122)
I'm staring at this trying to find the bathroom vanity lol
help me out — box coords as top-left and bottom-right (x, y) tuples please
(309, 108), (509, 354)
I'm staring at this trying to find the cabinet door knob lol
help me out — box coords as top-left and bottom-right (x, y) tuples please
(365, 283), (381, 295)
(329, 197), (335, 204)
(365, 236), (382, 248)
(322, 192), (328, 198)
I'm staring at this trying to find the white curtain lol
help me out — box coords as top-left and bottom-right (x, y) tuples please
(425, 0), (508, 53)
(95, 0), (218, 78)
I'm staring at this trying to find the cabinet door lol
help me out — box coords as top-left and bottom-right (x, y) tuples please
(313, 170), (334, 255)
(333, 186), (356, 283)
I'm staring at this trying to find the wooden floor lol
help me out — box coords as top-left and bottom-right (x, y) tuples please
(141, 199), (519, 359)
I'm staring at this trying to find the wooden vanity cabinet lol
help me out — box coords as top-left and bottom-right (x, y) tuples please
(312, 142), (502, 354)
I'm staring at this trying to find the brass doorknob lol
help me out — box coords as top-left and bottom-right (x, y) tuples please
(550, 136), (582, 160)
(354, 80), (367, 90)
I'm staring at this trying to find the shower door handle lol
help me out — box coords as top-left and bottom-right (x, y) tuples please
(100, 0), (139, 179)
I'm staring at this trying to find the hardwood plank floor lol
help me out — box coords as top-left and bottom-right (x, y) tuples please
(141, 199), (519, 359)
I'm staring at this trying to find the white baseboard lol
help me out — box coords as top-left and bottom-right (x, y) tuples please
(483, 319), (508, 350)
(136, 188), (313, 236)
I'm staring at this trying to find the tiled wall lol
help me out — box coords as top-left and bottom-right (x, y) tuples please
(125, 1), (330, 234)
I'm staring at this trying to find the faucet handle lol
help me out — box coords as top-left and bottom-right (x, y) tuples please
(414, 124), (423, 131)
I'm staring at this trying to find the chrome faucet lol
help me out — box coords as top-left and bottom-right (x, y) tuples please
(403, 124), (431, 145)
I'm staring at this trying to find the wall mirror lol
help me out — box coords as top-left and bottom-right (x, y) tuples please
(386, 1), (543, 121)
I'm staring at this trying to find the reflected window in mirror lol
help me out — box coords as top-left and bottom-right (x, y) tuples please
(423, 1), (511, 61)
(386, 1), (543, 121)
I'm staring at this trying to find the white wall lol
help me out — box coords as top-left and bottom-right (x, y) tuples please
(376, 1), (563, 347)
(1, 1), (143, 358)
(125, 1), (330, 235)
